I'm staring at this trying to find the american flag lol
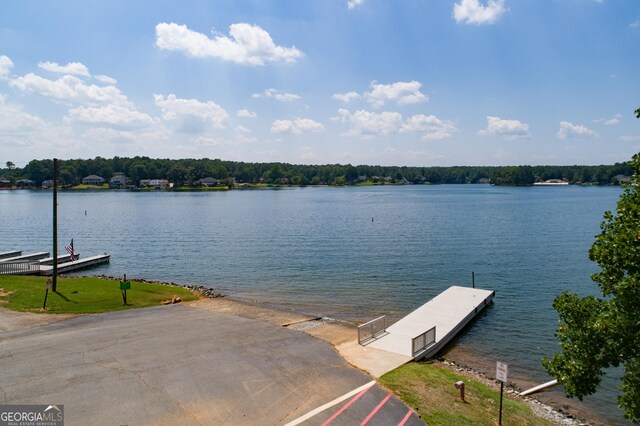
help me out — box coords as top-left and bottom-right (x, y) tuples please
(65, 239), (75, 261)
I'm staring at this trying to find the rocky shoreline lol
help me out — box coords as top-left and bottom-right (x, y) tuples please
(91, 275), (225, 299)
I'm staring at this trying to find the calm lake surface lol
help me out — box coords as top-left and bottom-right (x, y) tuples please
(0, 185), (630, 424)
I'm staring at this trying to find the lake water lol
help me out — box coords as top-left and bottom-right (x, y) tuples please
(0, 185), (629, 424)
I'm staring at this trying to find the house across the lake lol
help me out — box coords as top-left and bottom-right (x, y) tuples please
(140, 179), (170, 189)
(198, 177), (219, 187)
(109, 173), (130, 189)
(82, 175), (105, 185)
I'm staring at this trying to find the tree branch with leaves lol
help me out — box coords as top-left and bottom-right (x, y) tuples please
(543, 111), (640, 422)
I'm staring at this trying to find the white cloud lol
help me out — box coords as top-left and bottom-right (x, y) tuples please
(38, 61), (90, 77)
(95, 75), (118, 85)
(453, 0), (506, 25)
(252, 88), (301, 102)
(0, 55), (14, 80)
(401, 114), (458, 141)
(631, 20), (640, 28)
(479, 116), (530, 139)
(154, 93), (230, 133)
(365, 81), (427, 108)
(557, 121), (598, 139)
(66, 105), (155, 130)
(337, 108), (403, 138)
(347, 0), (365, 10)
(237, 109), (257, 118)
(236, 125), (252, 134)
(595, 113), (623, 125)
(155, 22), (303, 66)
(271, 118), (324, 134)
(0, 93), (47, 133)
(10, 73), (131, 106)
(332, 91), (361, 103)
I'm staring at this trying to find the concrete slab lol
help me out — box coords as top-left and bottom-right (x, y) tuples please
(0, 304), (424, 425)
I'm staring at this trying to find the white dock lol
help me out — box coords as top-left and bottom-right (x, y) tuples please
(0, 250), (22, 260)
(39, 254), (110, 276)
(0, 252), (50, 263)
(366, 286), (494, 360)
(38, 253), (79, 265)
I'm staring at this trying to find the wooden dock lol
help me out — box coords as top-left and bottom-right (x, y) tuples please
(39, 254), (110, 276)
(365, 286), (494, 360)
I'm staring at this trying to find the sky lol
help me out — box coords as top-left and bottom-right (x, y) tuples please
(1, 0), (639, 168)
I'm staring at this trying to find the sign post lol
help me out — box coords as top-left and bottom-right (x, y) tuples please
(120, 274), (131, 305)
(496, 361), (508, 425)
(43, 278), (53, 309)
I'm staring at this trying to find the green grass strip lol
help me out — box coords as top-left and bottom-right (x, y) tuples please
(0, 275), (198, 314)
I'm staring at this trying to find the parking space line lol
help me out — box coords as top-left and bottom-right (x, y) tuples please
(321, 383), (374, 426)
(284, 380), (376, 426)
(360, 392), (392, 425)
(398, 408), (415, 426)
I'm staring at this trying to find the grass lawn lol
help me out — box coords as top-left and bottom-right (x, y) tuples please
(0, 275), (198, 314)
(380, 362), (554, 426)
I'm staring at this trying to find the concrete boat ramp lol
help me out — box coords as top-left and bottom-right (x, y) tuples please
(358, 286), (494, 364)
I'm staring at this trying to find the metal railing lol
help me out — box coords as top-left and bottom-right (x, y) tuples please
(358, 315), (387, 345)
(412, 326), (436, 357)
(0, 260), (40, 275)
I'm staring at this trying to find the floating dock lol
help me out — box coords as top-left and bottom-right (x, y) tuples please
(38, 253), (79, 266)
(0, 252), (50, 263)
(0, 250), (22, 260)
(39, 254), (110, 276)
(364, 286), (494, 360)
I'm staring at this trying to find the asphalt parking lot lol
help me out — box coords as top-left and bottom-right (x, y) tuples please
(0, 304), (423, 425)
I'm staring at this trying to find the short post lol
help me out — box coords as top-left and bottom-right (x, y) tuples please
(43, 278), (52, 309)
(120, 274), (131, 305)
(496, 361), (508, 425)
(472, 271), (475, 288)
(454, 380), (465, 401)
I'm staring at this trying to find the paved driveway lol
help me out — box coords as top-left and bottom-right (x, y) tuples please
(0, 305), (423, 425)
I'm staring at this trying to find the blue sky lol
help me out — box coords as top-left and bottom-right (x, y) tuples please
(1, 0), (639, 167)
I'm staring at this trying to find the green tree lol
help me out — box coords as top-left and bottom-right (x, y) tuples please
(6, 161), (15, 170)
(543, 152), (640, 423)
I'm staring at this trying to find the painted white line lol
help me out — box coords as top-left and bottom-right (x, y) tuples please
(284, 380), (376, 426)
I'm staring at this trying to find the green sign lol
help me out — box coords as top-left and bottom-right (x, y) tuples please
(120, 281), (131, 290)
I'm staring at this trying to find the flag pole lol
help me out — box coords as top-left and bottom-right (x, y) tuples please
(52, 158), (58, 292)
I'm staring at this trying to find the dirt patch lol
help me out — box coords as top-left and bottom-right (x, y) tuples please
(0, 288), (13, 297)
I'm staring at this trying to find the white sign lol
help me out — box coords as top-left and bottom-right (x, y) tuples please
(496, 361), (508, 382)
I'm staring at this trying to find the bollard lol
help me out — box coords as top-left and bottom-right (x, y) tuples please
(454, 380), (465, 401)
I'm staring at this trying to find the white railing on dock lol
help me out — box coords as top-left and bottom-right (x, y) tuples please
(358, 315), (387, 345)
(412, 326), (436, 357)
(0, 260), (40, 275)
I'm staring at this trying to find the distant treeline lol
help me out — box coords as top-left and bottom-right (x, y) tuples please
(0, 157), (633, 187)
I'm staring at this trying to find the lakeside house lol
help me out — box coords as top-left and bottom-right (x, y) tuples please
(533, 179), (569, 186)
(41, 179), (54, 189)
(198, 177), (220, 187)
(82, 175), (105, 185)
(0, 178), (11, 188)
(16, 179), (35, 188)
(109, 173), (130, 189)
(140, 179), (170, 189)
